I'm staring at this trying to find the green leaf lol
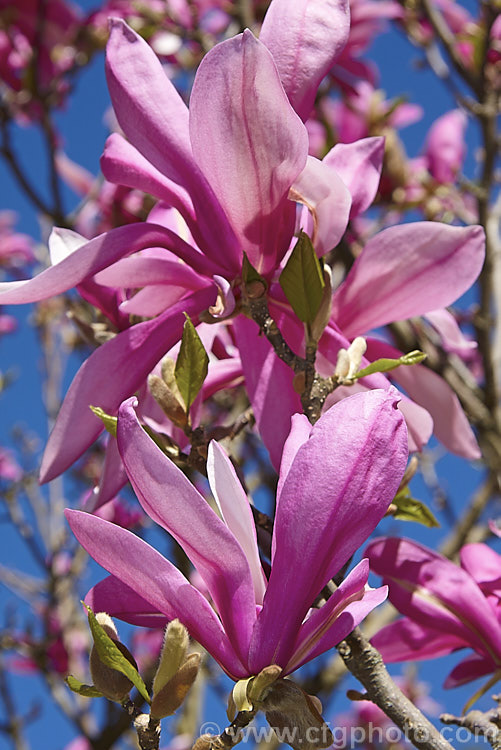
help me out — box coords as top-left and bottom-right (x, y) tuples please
(392, 489), (439, 528)
(279, 232), (325, 323)
(174, 315), (209, 412)
(85, 605), (151, 704)
(66, 675), (103, 698)
(89, 406), (118, 437)
(354, 350), (426, 380)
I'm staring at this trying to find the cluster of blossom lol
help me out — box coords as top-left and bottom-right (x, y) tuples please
(0, 0), (498, 745)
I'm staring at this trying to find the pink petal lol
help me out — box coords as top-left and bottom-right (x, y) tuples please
(369, 339), (480, 459)
(207, 441), (266, 605)
(331, 223), (485, 337)
(460, 543), (501, 597)
(86, 575), (172, 627)
(425, 308), (477, 355)
(105, 19), (238, 273)
(425, 110), (467, 184)
(232, 315), (302, 471)
(276, 414), (313, 508)
(65, 510), (246, 678)
(101, 133), (195, 222)
(444, 653), (496, 688)
(323, 137), (384, 218)
(249, 389), (408, 670)
(260, 0), (350, 121)
(371, 618), (469, 662)
(189, 30), (308, 275)
(94, 254), (207, 291)
(117, 399), (257, 665)
(291, 156), (351, 256)
(0, 223), (197, 304)
(286, 559), (381, 672)
(89, 436), (128, 511)
(366, 537), (501, 662)
(40, 286), (216, 482)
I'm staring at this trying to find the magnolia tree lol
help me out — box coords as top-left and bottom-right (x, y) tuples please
(0, 0), (500, 748)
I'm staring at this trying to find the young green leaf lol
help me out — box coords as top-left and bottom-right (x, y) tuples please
(354, 350), (426, 380)
(174, 315), (209, 412)
(242, 253), (267, 292)
(392, 489), (440, 528)
(279, 232), (325, 324)
(85, 605), (151, 704)
(66, 675), (103, 698)
(89, 406), (118, 437)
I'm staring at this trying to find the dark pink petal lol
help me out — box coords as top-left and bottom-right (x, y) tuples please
(291, 156), (351, 256)
(260, 0), (350, 121)
(105, 20), (239, 273)
(190, 31), (308, 275)
(65, 510), (246, 678)
(285, 560), (382, 672)
(249, 389), (408, 669)
(371, 618), (468, 662)
(86, 575), (172, 627)
(444, 653), (496, 688)
(232, 315), (302, 471)
(331, 223), (485, 337)
(367, 339), (480, 459)
(40, 286), (216, 482)
(0, 223), (213, 304)
(117, 399), (257, 665)
(366, 537), (501, 662)
(323, 137), (384, 218)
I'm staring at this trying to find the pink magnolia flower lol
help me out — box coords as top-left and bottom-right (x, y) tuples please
(423, 110), (467, 185)
(0, 211), (35, 272)
(0, 447), (22, 481)
(66, 389), (407, 680)
(0, 0), (484, 479)
(366, 538), (501, 688)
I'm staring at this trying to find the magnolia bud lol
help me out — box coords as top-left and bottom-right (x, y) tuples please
(89, 613), (136, 702)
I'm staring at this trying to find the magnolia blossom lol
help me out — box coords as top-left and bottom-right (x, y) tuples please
(367, 538), (501, 687)
(66, 389), (407, 679)
(0, 0), (484, 481)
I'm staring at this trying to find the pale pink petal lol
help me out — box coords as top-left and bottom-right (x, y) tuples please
(291, 156), (351, 256)
(65, 510), (246, 678)
(117, 399), (257, 665)
(40, 286), (216, 482)
(190, 30), (308, 275)
(425, 110), (467, 184)
(48, 227), (86, 265)
(425, 308), (477, 354)
(207, 441), (266, 605)
(323, 137), (384, 218)
(331, 223), (485, 337)
(249, 389), (408, 670)
(260, 0), (350, 121)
